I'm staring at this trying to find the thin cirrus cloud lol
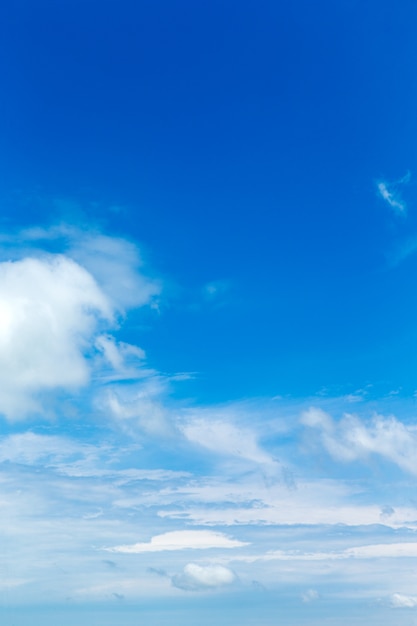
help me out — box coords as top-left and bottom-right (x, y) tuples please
(104, 530), (248, 553)
(247, 542), (417, 562)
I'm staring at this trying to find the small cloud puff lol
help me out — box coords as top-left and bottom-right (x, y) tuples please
(172, 563), (236, 591)
(301, 588), (319, 603)
(202, 280), (230, 302)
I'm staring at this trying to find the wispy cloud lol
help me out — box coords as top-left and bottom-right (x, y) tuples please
(301, 407), (417, 475)
(376, 171), (410, 215)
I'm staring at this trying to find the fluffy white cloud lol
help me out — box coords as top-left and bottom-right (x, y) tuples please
(0, 255), (111, 418)
(172, 563), (236, 591)
(105, 530), (248, 553)
(301, 407), (417, 475)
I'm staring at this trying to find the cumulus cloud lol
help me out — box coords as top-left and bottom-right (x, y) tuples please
(0, 255), (111, 418)
(172, 563), (236, 591)
(105, 530), (248, 553)
(301, 407), (417, 475)
(0, 226), (160, 419)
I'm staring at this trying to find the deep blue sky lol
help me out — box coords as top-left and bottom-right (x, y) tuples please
(4, 0), (417, 401)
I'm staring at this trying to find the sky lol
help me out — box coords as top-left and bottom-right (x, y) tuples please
(0, 0), (417, 624)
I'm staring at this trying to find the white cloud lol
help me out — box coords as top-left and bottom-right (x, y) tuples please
(0, 255), (111, 418)
(390, 593), (417, 608)
(0, 226), (160, 420)
(172, 563), (236, 591)
(104, 530), (248, 553)
(301, 407), (417, 475)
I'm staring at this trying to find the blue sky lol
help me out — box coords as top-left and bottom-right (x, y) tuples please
(1, 1), (417, 624)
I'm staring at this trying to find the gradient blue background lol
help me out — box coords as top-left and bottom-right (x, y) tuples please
(0, 1), (417, 624)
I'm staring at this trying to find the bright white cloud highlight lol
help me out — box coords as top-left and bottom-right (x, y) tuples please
(105, 530), (248, 553)
(172, 563), (236, 591)
(0, 255), (111, 418)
